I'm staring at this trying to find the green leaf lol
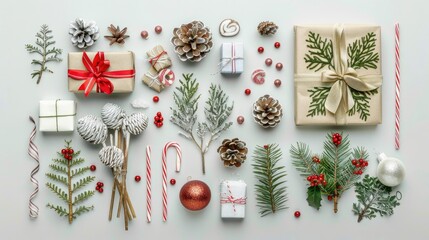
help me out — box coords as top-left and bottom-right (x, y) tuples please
(46, 203), (69, 217)
(73, 205), (94, 218)
(46, 173), (67, 186)
(46, 182), (68, 203)
(49, 164), (67, 174)
(306, 186), (322, 210)
(347, 32), (379, 70)
(72, 176), (95, 192)
(304, 31), (334, 71)
(73, 191), (95, 205)
(71, 167), (90, 178)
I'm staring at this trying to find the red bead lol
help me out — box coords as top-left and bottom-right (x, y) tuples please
(141, 30), (149, 39)
(294, 211), (301, 218)
(364, 162), (368, 167)
(237, 116), (245, 125)
(155, 25), (162, 34)
(263, 145), (269, 149)
(328, 195), (333, 201)
(158, 122), (164, 127)
(64, 154), (70, 160)
(95, 186), (100, 191)
(274, 79), (282, 87)
(265, 58), (273, 66)
(159, 117), (164, 122)
(98, 188), (104, 193)
(61, 149), (67, 154)
(68, 148), (74, 154)
(153, 96), (159, 102)
(135, 175), (141, 182)
(307, 176), (312, 181)
(257, 47), (264, 53)
(170, 179), (176, 185)
(275, 62), (283, 70)
(274, 42), (281, 48)
(155, 116), (160, 121)
(90, 165), (96, 171)
(97, 182), (104, 187)
(352, 159), (357, 165)
(359, 159), (364, 164)
(157, 112), (162, 117)
(244, 89), (251, 95)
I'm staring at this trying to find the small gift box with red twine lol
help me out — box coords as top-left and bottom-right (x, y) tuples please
(220, 180), (246, 219)
(146, 45), (172, 72)
(68, 51), (135, 96)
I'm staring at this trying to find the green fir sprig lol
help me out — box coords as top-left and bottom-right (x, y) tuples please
(304, 32), (334, 71)
(25, 24), (62, 84)
(170, 73), (233, 174)
(291, 132), (368, 213)
(353, 175), (401, 223)
(348, 32), (380, 70)
(252, 144), (288, 217)
(46, 140), (94, 224)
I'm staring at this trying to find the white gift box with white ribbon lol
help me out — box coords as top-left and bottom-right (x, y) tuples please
(39, 100), (76, 132)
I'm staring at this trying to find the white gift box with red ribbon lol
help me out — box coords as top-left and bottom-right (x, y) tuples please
(220, 180), (247, 218)
(220, 43), (244, 75)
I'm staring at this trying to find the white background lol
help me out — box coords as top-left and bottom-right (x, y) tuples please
(0, 0), (427, 239)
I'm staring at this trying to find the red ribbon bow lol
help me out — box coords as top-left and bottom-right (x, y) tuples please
(68, 52), (135, 97)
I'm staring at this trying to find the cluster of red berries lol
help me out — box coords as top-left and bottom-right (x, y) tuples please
(61, 148), (74, 161)
(95, 182), (104, 193)
(312, 156), (320, 163)
(332, 133), (342, 146)
(307, 174), (327, 187)
(154, 112), (164, 128)
(351, 158), (368, 175)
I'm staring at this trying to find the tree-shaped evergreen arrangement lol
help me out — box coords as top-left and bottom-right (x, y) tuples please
(46, 140), (95, 223)
(304, 31), (379, 121)
(170, 73), (233, 174)
(291, 132), (368, 213)
(353, 175), (401, 222)
(25, 24), (62, 84)
(252, 144), (288, 217)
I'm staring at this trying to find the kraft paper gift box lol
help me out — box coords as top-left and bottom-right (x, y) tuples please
(294, 25), (382, 125)
(220, 42), (244, 75)
(68, 51), (135, 96)
(142, 67), (164, 93)
(146, 45), (172, 72)
(39, 100), (76, 132)
(220, 180), (246, 218)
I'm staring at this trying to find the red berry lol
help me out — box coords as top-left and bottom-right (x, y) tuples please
(244, 89), (251, 95)
(90, 165), (96, 171)
(294, 211), (301, 218)
(274, 42), (281, 48)
(159, 117), (164, 122)
(153, 96), (159, 102)
(322, 180), (327, 186)
(310, 182), (315, 187)
(327, 195), (333, 201)
(98, 188), (104, 193)
(154, 116), (160, 121)
(359, 159), (364, 164)
(61, 149), (67, 154)
(135, 175), (141, 182)
(307, 176), (312, 181)
(352, 159), (357, 165)
(97, 182), (104, 187)
(158, 122), (163, 127)
(67, 148), (74, 154)
(263, 145), (269, 149)
(364, 162), (368, 167)
(355, 164), (361, 168)
(257, 47), (264, 53)
(170, 179), (176, 185)
(357, 170), (363, 175)
(154, 25), (162, 34)
(157, 112), (162, 117)
(67, 155), (73, 161)
(95, 186), (100, 191)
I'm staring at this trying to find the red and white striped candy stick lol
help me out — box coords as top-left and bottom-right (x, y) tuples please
(394, 23), (401, 150)
(146, 146), (152, 223)
(161, 141), (182, 222)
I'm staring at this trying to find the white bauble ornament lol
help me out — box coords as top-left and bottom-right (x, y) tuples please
(376, 153), (405, 187)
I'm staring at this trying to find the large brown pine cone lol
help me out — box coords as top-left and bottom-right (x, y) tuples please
(171, 20), (213, 62)
(253, 95), (283, 128)
(217, 138), (248, 167)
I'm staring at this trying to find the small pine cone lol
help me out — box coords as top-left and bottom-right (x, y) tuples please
(253, 95), (283, 128)
(257, 21), (278, 35)
(104, 24), (129, 45)
(217, 138), (248, 167)
(69, 18), (100, 49)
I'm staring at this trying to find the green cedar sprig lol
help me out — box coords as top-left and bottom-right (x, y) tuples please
(304, 31), (380, 121)
(46, 140), (94, 224)
(252, 144), (288, 217)
(170, 74), (233, 174)
(25, 24), (62, 84)
(291, 132), (367, 213)
(353, 175), (401, 223)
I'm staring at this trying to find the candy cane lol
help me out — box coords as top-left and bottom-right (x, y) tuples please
(146, 146), (152, 223)
(161, 142), (182, 222)
(158, 69), (175, 87)
(28, 116), (40, 219)
(394, 23), (401, 150)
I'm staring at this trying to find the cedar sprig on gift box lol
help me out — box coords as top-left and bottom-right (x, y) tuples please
(291, 132), (368, 213)
(252, 144), (288, 217)
(46, 140), (95, 224)
(352, 175), (401, 223)
(170, 73), (233, 174)
(25, 24), (62, 84)
(304, 31), (380, 121)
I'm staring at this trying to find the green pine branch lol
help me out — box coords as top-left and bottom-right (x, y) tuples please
(49, 164), (67, 174)
(252, 144), (288, 217)
(71, 167), (90, 178)
(304, 31), (334, 71)
(47, 204), (69, 217)
(290, 142), (318, 177)
(72, 176), (95, 192)
(307, 87), (330, 117)
(171, 74), (233, 174)
(73, 191), (95, 205)
(46, 182), (68, 203)
(25, 24), (62, 84)
(348, 88), (379, 121)
(348, 32), (379, 70)
(353, 175), (401, 222)
(73, 205), (94, 218)
(46, 173), (68, 186)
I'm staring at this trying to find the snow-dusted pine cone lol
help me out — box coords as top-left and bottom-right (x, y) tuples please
(171, 20), (213, 62)
(217, 138), (248, 167)
(257, 21), (278, 35)
(69, 18), (100, 49)
(253, 95), (283, 128)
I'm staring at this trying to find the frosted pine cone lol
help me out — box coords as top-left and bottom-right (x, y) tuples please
(69, 18), (99, 49)
(257, 21), (278, 35)
(217, 138), (248, 167)
(171, 20), (213, 62)
(253, 95), (283, 128)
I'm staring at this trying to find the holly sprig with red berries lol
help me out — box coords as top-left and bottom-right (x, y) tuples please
(290, 132), (369, 213)
(46, 140), (95, 224)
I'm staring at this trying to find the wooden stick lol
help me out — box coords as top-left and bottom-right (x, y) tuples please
(122, 134), (129, 230)
(108, 170), (118, 221)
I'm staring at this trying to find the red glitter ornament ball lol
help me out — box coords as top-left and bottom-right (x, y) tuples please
(179, 180), (211, 211)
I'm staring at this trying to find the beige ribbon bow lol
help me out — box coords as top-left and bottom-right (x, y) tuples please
(322, 25), (381, 123)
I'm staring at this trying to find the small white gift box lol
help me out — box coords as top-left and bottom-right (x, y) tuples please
(220, 43), (244, 75)
(39, 100), (76, 132)
(220, 180), (247, 218)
